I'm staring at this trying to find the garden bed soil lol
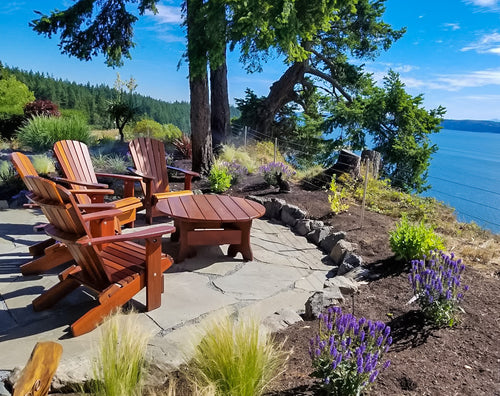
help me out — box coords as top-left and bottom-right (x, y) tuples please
(181, 173), (500, 396)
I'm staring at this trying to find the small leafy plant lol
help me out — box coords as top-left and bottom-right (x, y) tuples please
(172, 133), (192, 159)
(389, 216), (444, 262)
(310, 307), (392, 395)
(409, 251), (469, 327)
(328, 175), (349, 214)
(208, 162), (232, 193)
(259, 161), (296, 187)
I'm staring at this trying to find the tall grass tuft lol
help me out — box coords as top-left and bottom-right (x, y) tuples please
(17, 115), (91, 152)
(189, 315), (288, 396)
(31, 154), (55, 175)
(90, 310), (152, 396)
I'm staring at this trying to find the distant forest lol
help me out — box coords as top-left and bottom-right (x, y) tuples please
(441, 119), (500, 134)
(5, 65), (237, 133)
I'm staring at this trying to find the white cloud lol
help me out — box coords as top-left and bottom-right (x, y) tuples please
(443, 22), (460, 31)
(0, 2), (25, 14)
(149, 4), (182, 24)
(466, 0), (499, 7)
(461, 32), (500, 54)
(432, 68), (500, 90)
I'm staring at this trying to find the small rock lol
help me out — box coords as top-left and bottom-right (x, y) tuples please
(263, 309), (303, 332)
(338, 253), (363, 275)
(320, 231), (346, 253)
(293, 219), (312, 236)
(329, 239), (354, 265)
(263, 198), (286, 219)
(304, 288), (344, 320)
(344, 266), (371, 281)
(306, 226), (332, 245)
(280, 204), (306, 227)
(309, 220), (324, 231)
(324, 276), (358, 296)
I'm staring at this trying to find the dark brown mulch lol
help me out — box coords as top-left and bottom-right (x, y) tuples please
(175, 171), (500, 395)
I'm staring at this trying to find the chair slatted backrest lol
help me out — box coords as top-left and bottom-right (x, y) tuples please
(25, 175), (110, 288)
(11, 152), (39, 181)
(129, 137), (170, 195)
(53, 140), (98, 205)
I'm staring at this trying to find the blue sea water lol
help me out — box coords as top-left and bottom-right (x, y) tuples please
(423, 129), (500, 234)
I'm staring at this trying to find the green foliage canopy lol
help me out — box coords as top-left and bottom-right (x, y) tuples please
(330, 71), (445, 193)
(0, 76), (35, 115)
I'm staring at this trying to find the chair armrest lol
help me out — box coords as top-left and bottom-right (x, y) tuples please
(95, 172), (143, 182)
(53, 176), (109, 189)
(82, 225), (176, 246)
(78, 203), (115, 211)
(167, 166), (199, 190)
(69, 189), (115, 196)
(81, 208), (123, 223)
(166, 166), (200, 178)
(127, 167), (154, 182)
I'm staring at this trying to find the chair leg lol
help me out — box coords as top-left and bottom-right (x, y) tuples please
(32, 278), (81, 311)
(20, 244), (73, 275)
(28, 238), (56, 257)
(70, 276), (142, 336)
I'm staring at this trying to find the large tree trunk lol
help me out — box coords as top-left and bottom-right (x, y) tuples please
(210, 52), (230, 155)
(190, 76), (212, 174)
(255, 61), (306, 136)
(187, 0), (213, 175)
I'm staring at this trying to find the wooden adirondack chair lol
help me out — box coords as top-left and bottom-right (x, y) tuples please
(128, 137), (199, 224)
(53, 140), (143, 228)
(10, 152), (74, 275)
(11, 152), (116, 275)
(25, 175), (175, 337)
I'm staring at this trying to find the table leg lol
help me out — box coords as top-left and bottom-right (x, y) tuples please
(171, 219), (180, 242)
(176, 221), (195, 263)
(227, 220), (253, 261)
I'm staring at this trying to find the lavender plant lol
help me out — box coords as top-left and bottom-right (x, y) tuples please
(258, 161), (296, 187)
(409, 250), (469, 327)
(309, 307), (392, 396)
(220, 160), (248, 184)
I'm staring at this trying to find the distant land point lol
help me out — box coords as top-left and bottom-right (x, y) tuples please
(441, 119), (500, 134)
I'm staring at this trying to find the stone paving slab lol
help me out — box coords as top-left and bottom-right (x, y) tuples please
(0, 208), (344, 386)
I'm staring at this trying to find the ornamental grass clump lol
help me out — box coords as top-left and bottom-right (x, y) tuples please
(259, 161), (296, 187)
(310, 307), (392, 396)
(409, 250), (469, 327)
(189, 315), (288, 396)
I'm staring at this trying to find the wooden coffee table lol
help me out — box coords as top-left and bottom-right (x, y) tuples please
(156, 195), (266, 262)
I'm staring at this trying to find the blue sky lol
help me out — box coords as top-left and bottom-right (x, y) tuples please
(1, 0), (500, 120)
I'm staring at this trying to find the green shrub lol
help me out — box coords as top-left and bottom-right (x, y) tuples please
(89, 310), (152, 396)
(328, 175), (349, 214)
(389, 216), (444, 262)
(161, 123), (183, 142)
(16, 115), (91, 152)
(208, 162), (232, 193)
(189, 315), (288, 396)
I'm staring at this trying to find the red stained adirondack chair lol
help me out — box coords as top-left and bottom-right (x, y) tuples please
(25, 175), (175, 336)
(53, 140), (143, 228)
(11, 152), (117, 275)
(128, 137), (199, 224)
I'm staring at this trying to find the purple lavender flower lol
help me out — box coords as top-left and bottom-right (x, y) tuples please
(369, 370), (379, 383)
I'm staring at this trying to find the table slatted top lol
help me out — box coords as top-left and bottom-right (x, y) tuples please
(156, 195), (266, 223)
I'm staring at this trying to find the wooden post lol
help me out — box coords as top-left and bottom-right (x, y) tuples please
(244, 126), (247, 147)
(12, 342), (63, 396)
(274, 138), (277, 163)
(360, 159), (370, 229)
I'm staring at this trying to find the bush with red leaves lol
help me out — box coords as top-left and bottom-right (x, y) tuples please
(23, 99), (61, 118)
